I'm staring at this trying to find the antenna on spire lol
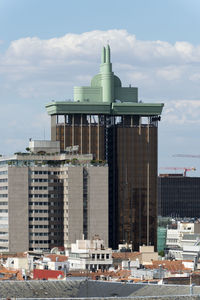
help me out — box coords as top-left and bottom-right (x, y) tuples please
(106, 44), (111, 63)
(101, 46), (106, 63)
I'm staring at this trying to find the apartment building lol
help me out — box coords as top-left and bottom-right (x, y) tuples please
(0, 141), (108, 252)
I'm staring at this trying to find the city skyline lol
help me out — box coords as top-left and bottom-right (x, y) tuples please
(1, 0), (200, 175)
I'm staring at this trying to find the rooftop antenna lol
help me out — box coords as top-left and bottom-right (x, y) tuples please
(44, 128), (45, 140)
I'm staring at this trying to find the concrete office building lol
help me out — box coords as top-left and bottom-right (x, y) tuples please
(46, 45), (164, 249)
(0, 141), (108, 252)
(158, 174), (200, 218)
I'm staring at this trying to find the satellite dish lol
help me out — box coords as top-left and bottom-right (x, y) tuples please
(50, 247), (58, 254)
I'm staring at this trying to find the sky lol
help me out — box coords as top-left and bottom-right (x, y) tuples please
(1, 0), (200, 175)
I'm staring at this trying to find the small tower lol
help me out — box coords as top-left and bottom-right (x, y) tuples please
(100, 45), (114, 103)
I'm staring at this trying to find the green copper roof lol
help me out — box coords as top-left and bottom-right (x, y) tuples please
(46, 101), (164, 116)
(46, 102), (111, 115)
(112, 102), (164, 115)
(46, 45), (164, 116)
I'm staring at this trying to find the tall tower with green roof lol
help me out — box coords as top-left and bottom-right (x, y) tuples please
(46, 45), (164, 250)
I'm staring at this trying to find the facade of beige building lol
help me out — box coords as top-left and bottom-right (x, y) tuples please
(0, 143), (108, 252)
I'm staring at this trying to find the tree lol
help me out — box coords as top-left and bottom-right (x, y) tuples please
(158, 250), (165, 257)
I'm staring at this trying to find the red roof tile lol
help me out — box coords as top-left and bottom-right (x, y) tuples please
(112, 252), (141, 260)
(0, 266), (24, 280)
(144, 260), (192, 272)
(45, 254), (68, 262)
(33, 269), (65, 280)
(0, 252), (27, 259)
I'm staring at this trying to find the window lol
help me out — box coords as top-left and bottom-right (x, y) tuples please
(0, 224), (7, 228)
(31, 178), (48, 183)
(30, 240), (50, 244)
(32, 171), (48, 175)
(29, 217), (49, 221)
(0, 246), (8, 250)
(30, 232), (48, 236)
(29, 194), (49, 198)
(0, 179), (7, 183)
(0, 187), (7, 190)
(29, 202), (49, 206)
(0, 171), (7, 175)
(29, 186), (48, 191)
(29, 209), (48, 213)
(29, 225), (49, 228)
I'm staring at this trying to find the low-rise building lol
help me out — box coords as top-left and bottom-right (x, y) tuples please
(113, 245), (158, 270)
(130, 267), (166, 280)
(166, 221), (200, 249)
(5, 255), (29, 271)
(166, 221), (200, 262)
(68, 236), (113, 271)
(34, 254), (69, 272)
(144, 260), (193, 279)
(139, 246), (158, 265)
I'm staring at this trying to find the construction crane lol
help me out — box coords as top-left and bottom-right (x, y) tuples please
(173, 154), (200, 158)
(159, 167), (196, 177)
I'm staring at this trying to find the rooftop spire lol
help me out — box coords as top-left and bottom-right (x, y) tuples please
(101, 46), (106, 64)
(100, 44), (112, 75)
(106, 44), (111, 63)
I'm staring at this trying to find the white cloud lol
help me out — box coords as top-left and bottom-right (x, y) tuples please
(156, 66), (183, 81)
(1, 29), (200, 156)
(162, 100), (200, 125)
(32, 113), (50, 129)
(189, 73), (200, 82)
(1, 29), (200, 101)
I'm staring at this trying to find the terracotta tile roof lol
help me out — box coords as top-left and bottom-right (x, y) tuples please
(112, 252), (141, 260)
(115, 269), (131, 277)
(145, 260), (192, 272)
(182, 260), (193, 262)
(192, 271), (200, 274)
(91, 270), (117, 279)
(45, 254), (68, 262)
(67, 271), (92, 277)
(0, 266), (17, 274)
(0, 252), (27, 259)
(17, 271), (24, 280)
(33, 269), (65, 280)
(0, 266), (24, 281)
(89, 269), (131, 280)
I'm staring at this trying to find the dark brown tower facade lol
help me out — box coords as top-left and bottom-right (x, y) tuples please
(46, 45), (164, 250)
